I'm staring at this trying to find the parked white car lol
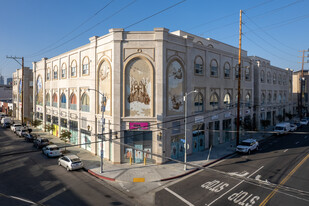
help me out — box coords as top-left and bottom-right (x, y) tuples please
(42, 145), (62, 157)
(236, 139), (259, 154)
(274, 122), (291, 135)
(10, 124), (22, 133)
(58, 155), (83, 171)
(300, 119), (308, 125)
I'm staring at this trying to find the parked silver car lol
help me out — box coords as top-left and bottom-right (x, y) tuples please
(236, 139), (259, 154)
(58, 155), (83, 171)
(42, 145), (62, 157)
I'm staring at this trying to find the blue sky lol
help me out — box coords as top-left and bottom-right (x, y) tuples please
(1, 0), (308, 82)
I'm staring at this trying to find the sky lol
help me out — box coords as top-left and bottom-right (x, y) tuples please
(0, 0), (308, 83)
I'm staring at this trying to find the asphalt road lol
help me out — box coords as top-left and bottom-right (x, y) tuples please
(0, 127), (135, 206)
(155, 125), (309, 206)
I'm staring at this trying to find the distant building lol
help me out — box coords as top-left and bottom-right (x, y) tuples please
(12, 67), (33, 122)
(293, 70), (309, 117)
(7, 78), (12, 86)
(0, 85), (12, 102)
(0, 75), (4, 85)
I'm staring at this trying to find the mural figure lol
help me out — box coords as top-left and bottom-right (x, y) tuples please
(99, 61), (111, 114)
(168, 60), (184, 113)
(171, 95), (182, 110)
(172, 68), (183, 79)
(128, 79), (150, 105)
(36, 76), (43, 105)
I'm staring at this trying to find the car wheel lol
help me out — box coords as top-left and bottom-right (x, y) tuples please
(248, 150), (251, 155)
(256, 146), (259, 151)
(58, 161), (61, 166)
(66, 166), (70, 171)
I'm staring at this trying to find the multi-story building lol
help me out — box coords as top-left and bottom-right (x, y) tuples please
(32, 28), (291, 164)
(12, 67), (33, 122)
(292, 70), (309, 117)
(0, 75), (4, 85)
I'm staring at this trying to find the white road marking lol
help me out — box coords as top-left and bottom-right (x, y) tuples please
(119, 182), (130, 192)
(295, 141), (299, 144)
(255, 175), (270, 185)
(9, 196), (36, 204)
(38, 187), (67, 204)
(228, 171), (249, 177)
(165, 187), (194, 206)
(283, 149), (288, 153)
(206, 166), (264, 206)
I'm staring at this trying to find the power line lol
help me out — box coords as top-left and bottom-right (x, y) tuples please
(26, 0), (116, 58)
(124, 0), (187, 30)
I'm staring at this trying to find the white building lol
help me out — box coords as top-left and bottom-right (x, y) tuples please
(33, 28), (292, 164)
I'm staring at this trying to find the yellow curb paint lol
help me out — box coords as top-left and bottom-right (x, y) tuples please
(133, 178), (145, 182)
(259, 154), (309, 206)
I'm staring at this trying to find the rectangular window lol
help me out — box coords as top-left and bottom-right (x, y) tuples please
(52, 116), (58, 125)
(60, 118), (67, 128)
(82, 64), (89, 75)
(224, 69), (230, 78)
(211, 67), (218, 77)
(71, 67), (76, 77)
(47, 114), (51, 123)
(47, 73), (50, 80)
(54, 71), (58, 79)
(69, 120), (78, 131)
(62, 69), (66, 78)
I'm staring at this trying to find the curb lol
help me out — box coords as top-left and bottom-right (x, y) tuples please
(160, 152), (236, 181)
(84, 168), (116, 181)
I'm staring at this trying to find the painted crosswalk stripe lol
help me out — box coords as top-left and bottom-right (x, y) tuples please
(165, 187), (194, 206)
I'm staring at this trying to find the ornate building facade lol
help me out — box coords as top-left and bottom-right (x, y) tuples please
(33, 28), (292, 164)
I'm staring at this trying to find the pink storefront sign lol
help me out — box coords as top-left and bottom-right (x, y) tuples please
(129, 122), (149, 130)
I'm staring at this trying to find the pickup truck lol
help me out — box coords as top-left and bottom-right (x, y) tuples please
(33, 138), (50, 149)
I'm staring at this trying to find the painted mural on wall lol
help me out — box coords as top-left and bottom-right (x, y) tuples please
(36, 76), (43, 105)
(125, 58), (152, 117)
(168, 60), (184, 114)
(99, 61), (111, 115)
(18, 80), (22, 102)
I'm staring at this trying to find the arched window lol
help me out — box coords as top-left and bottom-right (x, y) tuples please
(267, 72), (271, 83)
(268, 93), (272, 103)
(53, 66), (58, 80)
(69, 93), (77, 110)
(194, 92), (203, 113)
(36, 76), (43, 106)
(71, 60), (77, 77)
(224, 93), (231, 106)
(81, 93), (90, 112)
(61, 63), (67, 78)
(273, 73), (276, 84)
(260, 70), (265, 82)
(82, 57), (89, 75)
(210, 93), (219, 110)
(47, 68), (51, 81)
(194, 56), (203, 75)
(207, 44), (214, 48)
(210, 59), (218, 77)
(52, 93), (58, 107)
(261, 93), (265, 105)
(60, 93), (66, 109)
(278, 94), (282, 103)
(224, 62), (230, 78)
(283, 94), (286, 102)
(197, 41), (203, 45)
(245, 67), (250, 80)
(278, 74), (282, 85)
(273, 93), (277, 102)
(235, 65), (239, 79)
(45, 93), (50, 106)
(245, 93), (251, 107)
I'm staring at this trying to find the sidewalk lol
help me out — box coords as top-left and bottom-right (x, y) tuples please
(31, 127), (274, 183)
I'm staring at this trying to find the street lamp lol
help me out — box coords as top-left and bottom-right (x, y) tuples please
(184, 90), (198, 170)
(88, 88), (106, 173)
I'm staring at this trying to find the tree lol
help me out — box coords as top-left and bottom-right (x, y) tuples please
(44, 124), (54, 133)
(260, 120), (270, 130)
(32, 119), (42, 128)
(60, 129), (71, 153)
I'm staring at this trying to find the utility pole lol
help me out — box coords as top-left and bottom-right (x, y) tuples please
(236, 10), (242, 146)
(298, 49), (308, 119)
(7, 56), (24, 125)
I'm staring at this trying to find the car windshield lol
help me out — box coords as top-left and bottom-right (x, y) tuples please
(50, 147), (59, 151)
(42, 139), (49, 143)
(275, 126), (284, 130)
(71, 158), (81, 163)
(239, 142), (251, 146)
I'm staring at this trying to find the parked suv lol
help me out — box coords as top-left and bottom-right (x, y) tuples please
(42, 145), (62, 157)
(33, 138), (50, 149)
(236, 139), (259, 154)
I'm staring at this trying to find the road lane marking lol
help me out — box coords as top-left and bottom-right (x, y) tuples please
(165, 188), (194, 206)
(283, 149), (288, 153)
(9, 195), (36, 204)
(259, 154), (309, 206)
(38, 187), (67, 204)
(206, 166), (264, 206)
(228, 171), (249, 177)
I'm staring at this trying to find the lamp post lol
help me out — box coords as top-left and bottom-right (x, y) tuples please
(88, 89), (106, 173)
(184, 90), (198, 170)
